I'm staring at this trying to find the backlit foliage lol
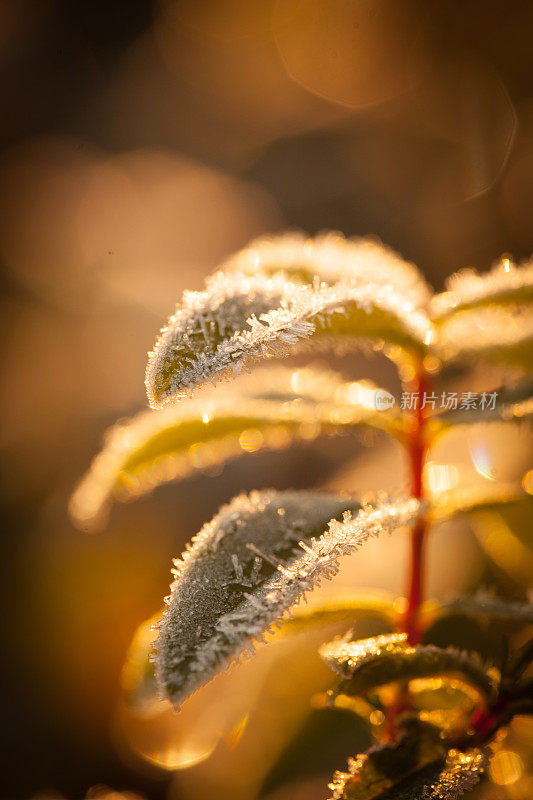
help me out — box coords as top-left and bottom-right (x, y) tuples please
(73, 232), (533, 799)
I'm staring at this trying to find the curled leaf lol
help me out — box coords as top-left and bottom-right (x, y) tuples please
(145, 270), (431, 408)
(320, 633), (495, 701)
(431, 257), (533, 319)
(407, 678), (481, 736)
(220, 232), (432, 310)
(328, 720), (487, 800)
(154, 490), (419, 707)
(70, 366), (405, 529)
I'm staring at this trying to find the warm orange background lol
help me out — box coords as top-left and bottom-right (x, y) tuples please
(1, 2), (533, 799)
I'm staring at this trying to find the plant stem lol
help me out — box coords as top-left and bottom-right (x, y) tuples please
(402, 367), (429, 645)
(386, 365), (431, 738)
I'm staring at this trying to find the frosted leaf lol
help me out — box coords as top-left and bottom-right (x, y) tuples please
(320, 633), (495, 701)
(154, 490), (420, 707)
(434, 304), (533, 372)
(412, 748), (487, 800)
(327, 720), (487, 800)
(432, 256), (533, 375)
(145, 270), (432, 408)
(70, 366), (404, 529)
(428, 481), (527, 522)
(432, 257), (533, 319)
(218, 231), (432, 310)
(429, 377), (533, 436)
(121, 589), (398, 715)
(329, 749), (487, 800)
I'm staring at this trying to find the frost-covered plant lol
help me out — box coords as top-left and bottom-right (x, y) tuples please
(72, 233), (533, 799)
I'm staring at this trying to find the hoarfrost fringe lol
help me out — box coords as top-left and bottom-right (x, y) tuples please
(146, 272), (432, 408)
(154, 490), (420, 707)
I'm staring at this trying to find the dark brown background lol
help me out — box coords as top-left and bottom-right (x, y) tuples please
(1, 2), (533, 798)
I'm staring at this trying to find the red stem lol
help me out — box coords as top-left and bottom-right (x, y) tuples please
(387, 367), (430, 738)
(402, 369), (429, 645)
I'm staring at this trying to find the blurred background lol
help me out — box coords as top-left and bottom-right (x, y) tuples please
(1, 1), (533, 799)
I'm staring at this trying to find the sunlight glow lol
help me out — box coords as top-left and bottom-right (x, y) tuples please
(489, 750), (524, 785)
(425, 462), (459, 494)
(468, 439), (497, 481)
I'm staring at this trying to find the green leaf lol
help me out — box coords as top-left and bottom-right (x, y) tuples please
(70, 366), (406, 530)
(431, 257), (533, 319)
(154, 490), (420, 707)
(220, 232), (432, 310)
(145, 269), (432, 408)
(468, 499), (533, 586)
(433, 305), (533, 372)
(277, 590), (399, 638)
(427, 258), (533, 371)
(406, 678), (480, 736)
(121, 611), (161, 715)
(320, 633), (496, 701)
(328, 721), (487, 800)
(428, 481), (527, 523)
(121, 590), (398, 715)
(423, 591), (533, 630)
(426, 376), (533, 440)
(119, 593), (387, 783)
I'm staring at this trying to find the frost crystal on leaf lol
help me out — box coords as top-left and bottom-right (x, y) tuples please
(145, 269), (432, 408)
(321, 634), (496, 701)
(434, 305), (533, 371)
(432, 256), (533, 318)
(154, 490), (419, 708)
(321, 632), (409, 679)
(218, 231), (433, 310)
(416, 748), (488, 800)
(328, 723), (487, 800)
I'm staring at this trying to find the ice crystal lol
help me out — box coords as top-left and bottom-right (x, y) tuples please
(416, 748), (488, 800)
(329, 748), (487, 800)
(146, 270), (432, 408)
(321, 634), (495, 700)
(154, 490), (419, 707)
(321, 632), (409, 679)
(218, 231), (432, 310)
(328, 720), (488, 800)
(432, 257), (533, 318)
